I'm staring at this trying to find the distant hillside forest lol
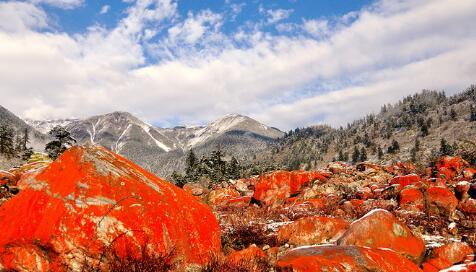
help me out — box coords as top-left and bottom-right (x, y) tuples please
(255, 85), (476, 171)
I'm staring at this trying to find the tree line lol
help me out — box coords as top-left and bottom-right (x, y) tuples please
(0, 124), (33, 160)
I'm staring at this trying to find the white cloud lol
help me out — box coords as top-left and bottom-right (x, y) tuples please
(0, 0), (476, 130)
(266, 8), (293, 24)
(302, 19), (329, 38)
(100, 5), (110, 15)
(31, 0), (83, 9)
(0, 2), (48, 32)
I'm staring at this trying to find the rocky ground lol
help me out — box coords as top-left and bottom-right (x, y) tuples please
(0, 147), (475, 271)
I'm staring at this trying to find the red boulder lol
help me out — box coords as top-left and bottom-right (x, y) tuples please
(0, 146), (221, 271)
(422, 242), (474, 271)
(391, 174), (423, 190)
(336, 209), (425, 263)
(425, 186), (458, 217)
(277, 245), (422, 272)
(399, 187), (425, 212)
(252, 170), (328, 206)
(277, 216), (349, 246)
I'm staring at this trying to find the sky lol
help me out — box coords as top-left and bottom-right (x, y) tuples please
(0, 0), (475, 130)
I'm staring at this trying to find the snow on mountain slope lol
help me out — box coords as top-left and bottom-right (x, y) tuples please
(27, 112), (284, 178)
(25, 119), (78, 135)
(65, 112), (175, 154)
(186, 114), (283, 148)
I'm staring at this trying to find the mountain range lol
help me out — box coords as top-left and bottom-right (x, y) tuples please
(2, 85), (476, 180)
(23, 112), (284, 177)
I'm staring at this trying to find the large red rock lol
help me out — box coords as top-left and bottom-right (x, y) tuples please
(391, 174), (423, 190)
(225, 244), (268, 269)
(0, 146), (221, 271)
(399, 187), (425, 212)
(336, 209), (425, 263)
(252, 170), (328, 206)
(0, 171), (15, 186)
(277, 216), (349, 246)
(436, 156), (469, 180)
(277, 245), (423, 272)
(459, 199), (476, 215)
(207, 188), (240, 207)
(425, 186), (458, 217)
(422, 242), (474, 272)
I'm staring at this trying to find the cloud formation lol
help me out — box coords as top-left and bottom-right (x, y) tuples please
(0, 0), (475, 130)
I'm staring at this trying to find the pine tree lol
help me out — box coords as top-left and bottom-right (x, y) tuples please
(22, 128), (29, 151)
(185, 149), (198, 181)
(227, 156), (240, 180)
(360, 147), (367, 162)
(450, 108), (457, 120)
(470, 105), (476, 121)
(421, 122), (429, 137)
(45, 126), (76, 160)
(410, 148), (417, 163)
(440, 138), (454, 156)
(351, 146), (360, 164)
(377, 146), (384, 160)
(0, 124), (15, 158)
(387, 139), (400, 154)
(415, 138), (420, 152)
(338, 150), (345, 161)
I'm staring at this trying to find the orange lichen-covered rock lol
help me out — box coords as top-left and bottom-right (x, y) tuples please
(277, 216), (349, 246)
(425, 186), (458, 217)
(422, 242), (474, 272)
(440, 262), (476, 272)
(0, 146), (221, 271)
(436, 156), (469, 180)
(225, 244), (267, 267)
(277, 245), (423, 272)
(390, 174), (422, 189)
(463, 168), (476, 179)
(0, 171), (15, 186)
(252, 170), (328, 206)
(336, 209), (425, 263)
(399, 187), (424, 212)
(226, 196), (251, 207)
(459, 199), (476, 215)
(0, 243), (51, 272)
(207, 188), (240, 206)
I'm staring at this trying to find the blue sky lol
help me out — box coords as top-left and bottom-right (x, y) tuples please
(44, 1), (373, 36)
(0, 0), (476, 129)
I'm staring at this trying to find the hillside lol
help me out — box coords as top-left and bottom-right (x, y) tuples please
(256, 86), (476, 170)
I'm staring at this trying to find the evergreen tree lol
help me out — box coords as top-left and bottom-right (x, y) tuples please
(21, 147), (34, 161)
(185, 149), (198, 180)
(0, 124), (15, 158)
(377, 146), (384, 160)
(440, 138), (454, 156)
(450, 108), (457, 120)
(338, 150), (345, 161)
(360, 147), (367, 162)
(45, 126), (76, 160)
(227, 156), (240, 180)
(415, 138), (420, 152)
(351, 146), (360, 164)
(470, 105), (476, 121)
(387, 139), (400, 154)
(420, 122), (429, 137)
(410, 147), (417, 163)
(22, 128), (29, 151)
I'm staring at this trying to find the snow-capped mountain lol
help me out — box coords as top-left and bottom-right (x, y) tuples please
(25, 118), (78, 134)
(65, 111), (175, 153)
(26, 112), (284, 178)
(185, 113), (283, 148)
